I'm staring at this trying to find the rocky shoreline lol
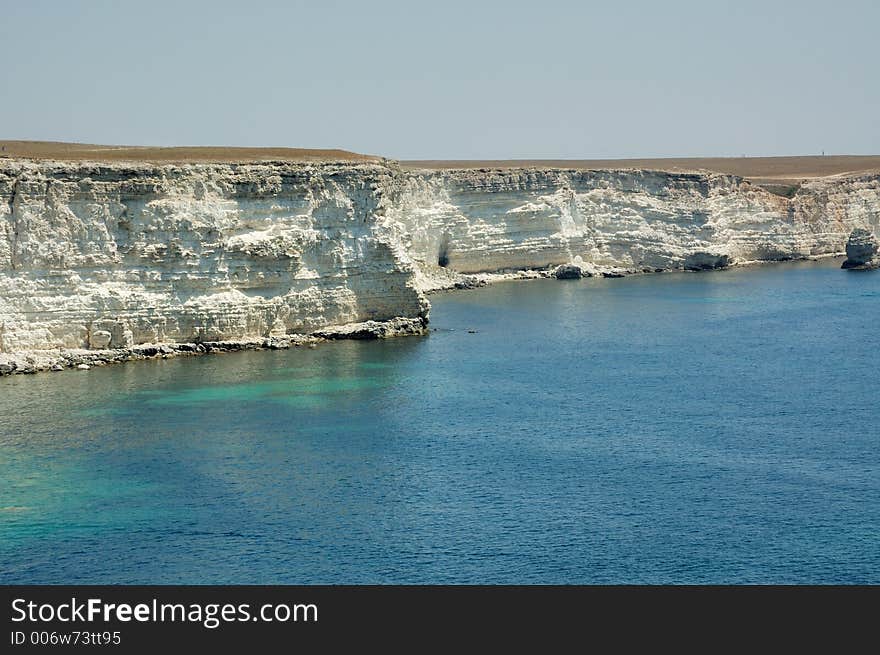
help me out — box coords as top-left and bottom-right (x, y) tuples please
(0, 316), (427, 376)
(423, 251), (849, 292)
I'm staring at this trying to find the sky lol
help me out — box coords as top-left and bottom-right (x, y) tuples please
(1, 0), (878, 160)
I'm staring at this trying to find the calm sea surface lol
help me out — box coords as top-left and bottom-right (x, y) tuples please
(2, 259), (878, 583)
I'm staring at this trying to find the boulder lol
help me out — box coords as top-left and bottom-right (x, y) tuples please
(684, 252), (730, 271)
(555, 264), (583, 280)
(89, 329), (112, 349)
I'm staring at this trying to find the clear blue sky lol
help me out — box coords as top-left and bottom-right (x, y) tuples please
(2, 0), (877, 159)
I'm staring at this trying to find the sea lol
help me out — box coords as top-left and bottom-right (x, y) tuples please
(1, 258), (878, 583)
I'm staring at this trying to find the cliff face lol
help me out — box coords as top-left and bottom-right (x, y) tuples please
(1, 158), (878, 370)
(0, 161), (427, 355)
(383, 169), (880, 288)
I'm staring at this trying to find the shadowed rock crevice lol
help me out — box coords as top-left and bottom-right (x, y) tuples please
(437, 233), (451, 267)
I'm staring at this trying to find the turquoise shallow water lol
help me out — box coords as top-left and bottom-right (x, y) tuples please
(1, 258), (878, 583)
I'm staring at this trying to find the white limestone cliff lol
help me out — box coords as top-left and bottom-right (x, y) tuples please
(1, 158), (878, 374)
(382, 169), (880, 289)
(0, 160), (428, 372)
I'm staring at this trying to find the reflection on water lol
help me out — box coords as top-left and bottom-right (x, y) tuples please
(1, 259), (879, 583)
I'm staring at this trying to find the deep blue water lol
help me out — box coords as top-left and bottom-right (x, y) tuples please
(1, 259), (878, 583)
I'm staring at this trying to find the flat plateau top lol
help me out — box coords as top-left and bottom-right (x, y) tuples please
(0, 140), (381, 164)
(403, 155), (880, 184)
(2, 142), (879, 186)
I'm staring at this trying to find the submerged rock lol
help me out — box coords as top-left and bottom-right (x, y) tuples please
(841, 228), (879, 270)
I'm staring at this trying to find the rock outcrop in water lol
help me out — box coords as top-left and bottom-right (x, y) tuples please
(841, 227), (880, 269)
(555, 264), (585, 279)
(1, 158), (879, 373)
